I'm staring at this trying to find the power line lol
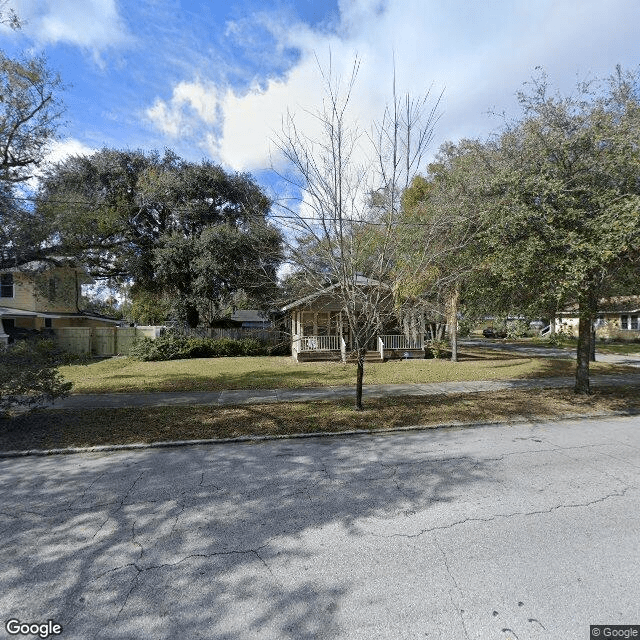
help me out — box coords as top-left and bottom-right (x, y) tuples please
(4, 193), (450, 228)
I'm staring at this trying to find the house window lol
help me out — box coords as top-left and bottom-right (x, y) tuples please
(620, 315), (638, 330)
(0, 273), (13, 298)
(44, 318), (52, 328)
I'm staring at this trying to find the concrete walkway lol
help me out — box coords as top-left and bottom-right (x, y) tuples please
(52, 372), (640, 410)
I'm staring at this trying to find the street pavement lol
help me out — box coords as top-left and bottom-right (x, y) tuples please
(461, 338), (640, 367)
(1, 415), (638, 639)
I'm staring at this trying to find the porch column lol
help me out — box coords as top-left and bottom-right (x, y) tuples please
(0, 315), (8, 348)
(294, 310), (301, 356)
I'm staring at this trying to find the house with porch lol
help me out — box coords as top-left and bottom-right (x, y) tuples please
(281, 276), (426, 362)
(0, 259), (120, 346)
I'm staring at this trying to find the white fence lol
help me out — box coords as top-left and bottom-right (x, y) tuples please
(297, 335), (341, 352)
(380, 335), (424, 350)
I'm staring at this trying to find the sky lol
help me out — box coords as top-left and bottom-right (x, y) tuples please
(2, 0), (640, 195)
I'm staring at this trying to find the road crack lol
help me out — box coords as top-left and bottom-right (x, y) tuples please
(368, 487), (632, 538)
(432, 533), (470, 640)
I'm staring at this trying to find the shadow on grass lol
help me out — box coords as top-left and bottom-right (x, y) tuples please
(0, 423), (496, 638)
(3, 386), (639, 453)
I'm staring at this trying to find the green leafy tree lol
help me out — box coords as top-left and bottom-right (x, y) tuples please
(125, 289), (171, 325)
(0, 338), (72, 415)
(153, 221), (282, 327)
(475, 68), (640, 393)
(396, 140), (492, 361)
(0, 4), (64, 269)
(35, 149), (283, 325)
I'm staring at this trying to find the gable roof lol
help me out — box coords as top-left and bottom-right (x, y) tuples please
(281, 275), (384, 312)
(558, 295), (640, 315)
(230, 310), (269, 323)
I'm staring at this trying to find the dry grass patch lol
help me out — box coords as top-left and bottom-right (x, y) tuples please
(2, 386), (639, 452)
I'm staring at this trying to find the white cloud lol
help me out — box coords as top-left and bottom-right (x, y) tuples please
(145, 0), (640, 172)
(11, 0), (131, 56)
(146, 81), (220, 147)
(20, 138), (96, 193)
(45, 138), (96, 164)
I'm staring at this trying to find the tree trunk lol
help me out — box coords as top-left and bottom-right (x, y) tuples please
(590, 325), (596, 362)
(355, 349), (365, 410)
(449, 285), (459, 362)
(185, 305), (200, 329)
(575, 294), (596, 395)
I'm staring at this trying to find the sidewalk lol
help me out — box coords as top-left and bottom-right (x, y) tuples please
(52, 372), (640, 410)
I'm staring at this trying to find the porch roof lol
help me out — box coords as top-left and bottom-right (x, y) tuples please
(0, 307), (121, 323)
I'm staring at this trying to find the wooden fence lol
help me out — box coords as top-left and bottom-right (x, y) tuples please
(53, 325), (289, 356)
(178, 326), (287, 345)
(54, 326), (162, 356)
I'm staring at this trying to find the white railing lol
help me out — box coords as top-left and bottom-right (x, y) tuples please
(380, 335), (424, 350)
(298, 335), (340, 351)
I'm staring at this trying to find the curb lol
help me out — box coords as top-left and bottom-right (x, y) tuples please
(1, 409), (637, 459)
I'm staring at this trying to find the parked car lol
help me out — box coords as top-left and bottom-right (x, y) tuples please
(482, 327), (507, 338)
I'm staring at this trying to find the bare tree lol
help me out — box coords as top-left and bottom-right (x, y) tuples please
(0, 52), (64, 185)
(0, 1), (20, 30)
(274, 57), (441, 409)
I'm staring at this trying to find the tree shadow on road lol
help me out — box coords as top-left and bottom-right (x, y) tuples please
(0, 431), (496, 638)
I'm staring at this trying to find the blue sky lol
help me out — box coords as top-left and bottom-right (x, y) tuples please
(2, 0), (640, 190)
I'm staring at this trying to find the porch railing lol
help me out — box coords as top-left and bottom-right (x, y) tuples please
(298, 335), (341, 351)
(380, 335), (424, 350)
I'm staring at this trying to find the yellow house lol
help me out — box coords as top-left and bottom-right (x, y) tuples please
(0, 260), (119, 345)
(554, 296), (640, 341)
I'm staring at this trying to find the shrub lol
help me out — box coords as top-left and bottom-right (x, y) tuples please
(425, 339), (448, 359)
(129, 332), (275, 361)
(547, 326), (574, 346)
(457, 320), (473, 338)
(129, 331), (193, 361)
(506, 319), (529, 339)
(0, 338), (73, 415)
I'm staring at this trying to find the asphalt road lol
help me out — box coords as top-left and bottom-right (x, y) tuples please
(1, 416), (638, 639)
(461, 338), (640, 366)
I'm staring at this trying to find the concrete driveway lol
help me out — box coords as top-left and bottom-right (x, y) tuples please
(1, 416), (638, 639)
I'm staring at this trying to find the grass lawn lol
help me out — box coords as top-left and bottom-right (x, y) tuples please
(59, 349), (636, 395)
(2, 386), (639, 452)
